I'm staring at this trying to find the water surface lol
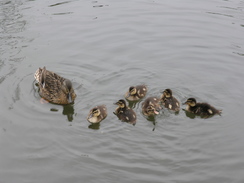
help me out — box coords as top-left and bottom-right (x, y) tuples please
(0, 0), (244, 182)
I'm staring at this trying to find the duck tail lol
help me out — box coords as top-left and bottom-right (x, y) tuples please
(34, 67), (46, 83)
(34, 68), (41, 82)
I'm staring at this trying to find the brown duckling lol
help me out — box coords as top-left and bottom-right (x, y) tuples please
(142, 97), (161, 116)
(125, 85), (147, 101)
(34, 67), (76, 104)
(161, 89), (180, 112)
(183, 98), (222, 118)
(87, 105), (107, 123)
(114, 99), (137, 124)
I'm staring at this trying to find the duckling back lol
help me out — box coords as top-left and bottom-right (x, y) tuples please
(191, 103), (221, 117)
(161, 96), (180, 112)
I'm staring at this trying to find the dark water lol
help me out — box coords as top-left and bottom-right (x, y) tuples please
(1, 0), (244, 182)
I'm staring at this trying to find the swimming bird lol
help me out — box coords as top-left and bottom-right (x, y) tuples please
(34, 67), (76, 104)
(142, 97), (161, 116)
(125, 85), (147, 101)
(87, 105), (107, 123)
(161, 89), (180, 112)
(183, 98), (222, 118)
(114, 99), (137, 124)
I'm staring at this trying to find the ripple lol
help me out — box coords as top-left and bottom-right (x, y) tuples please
(1, 0), (244, 183)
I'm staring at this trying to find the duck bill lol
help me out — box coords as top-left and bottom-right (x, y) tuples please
(88, 113), (93, 119)
(154, 106), (161, 115)
(154, 110), (159, 115)
(125, 93), (131, 98)
(183, 101), (187, 105)
(67, 93), (73, 103)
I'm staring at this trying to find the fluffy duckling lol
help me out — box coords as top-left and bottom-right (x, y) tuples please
(125, 85), (147, 101)
(183, 98), (222, 118)
(87, 105), (107, 123)
(161, 89), (180, 112)
(142, 97), (161, 116)
(34, 67), (76, 104)
(114, 99), (137, 124)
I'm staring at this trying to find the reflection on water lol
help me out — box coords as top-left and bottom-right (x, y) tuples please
(184, 110), (197, 119)
(144, 115), (157, 131)
(62, 104), (75, 122)
(1, 0), (244, 183)
(127, 100), (139, 109)
(49, 104), (75, 122)
(88, 122), (100, 130)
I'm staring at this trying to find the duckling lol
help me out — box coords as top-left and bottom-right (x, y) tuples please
(114, 99), (137, 124)
(87, 105), (107, 123)
(125, 85), (147, 101)
(183, 98), (222, 118)
(161, 89), (180, 112)
(34, 67), (76, 104)
(142, 97), (161, 116)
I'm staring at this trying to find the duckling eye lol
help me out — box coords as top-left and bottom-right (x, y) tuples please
(92, 109), (98, 114)
(129, 87), (134, 92)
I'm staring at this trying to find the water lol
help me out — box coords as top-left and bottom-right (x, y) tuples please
(0, 0), (244, 182)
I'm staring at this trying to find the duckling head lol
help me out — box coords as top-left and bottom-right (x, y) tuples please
(162, 89), (172, 98)
(184, 98), (196, 107)
(115, 99), (127, 108)
(89, 108), (101, 119)
(125, 86), (137, 98)
(146, 105), (160, 115)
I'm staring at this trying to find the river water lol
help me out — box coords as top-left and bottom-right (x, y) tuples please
(0, 0), (244, 182)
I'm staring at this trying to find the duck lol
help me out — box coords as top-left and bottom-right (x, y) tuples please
(160, 89), (180, 112)
(125, 85), (147, 101)
(34, 66), (76, 104)
(87, 105), (107, 123)
(183, 98), (222, 118)
(114, 99), (137, 124)
(142, 97), (161, 116)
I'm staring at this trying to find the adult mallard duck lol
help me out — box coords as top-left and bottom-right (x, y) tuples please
(34, 67), (76, 104)
(114, 99), (137, 125)
(87, 105), (107, 123)
(125, 85), (147, 101)
(142, 97), (161, 116)
(161, 89), (180, 112)
(183, 98), (222, 118)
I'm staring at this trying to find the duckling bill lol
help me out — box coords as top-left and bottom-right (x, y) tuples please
(142, 97), (161, 116)
(183, 98), (222, 118)
(125, 85), (147, 101)
(161, 89), (180, 112)
(114, 99), (137, 125)
(34, 67), (76, 105)
(87, 105), (107, 123)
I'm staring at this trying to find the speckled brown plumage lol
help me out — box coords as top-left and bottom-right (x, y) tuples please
(34, 67), (76, 104)
(114, 99), (136, 125)
(125, 85), (147, 101)
(142, 97), (161, 116)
